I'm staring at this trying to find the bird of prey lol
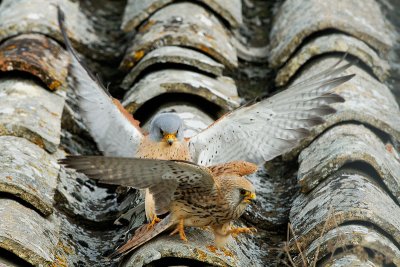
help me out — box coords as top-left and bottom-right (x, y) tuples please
(60, 157), (258, 256)
(57, 6), (354, 256)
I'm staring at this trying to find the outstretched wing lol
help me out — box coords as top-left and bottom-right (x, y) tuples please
(57, 7), (144, 157)
(189, 62), (354, 165)
(60, 156), (215, 214)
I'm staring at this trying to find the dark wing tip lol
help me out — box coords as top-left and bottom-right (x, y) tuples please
(331, 93), (345, 103)
(58, 157), (75, 167)
(342, 73), (356, 82)
(58, 155), (82, 165)
(56, 6), (112, 97)
(306, 116), (326, 126)
(56, 6), (73, 51)
(310, 105), (337, 116)
(58, 155), (93, 170)
(56, 5), (65, 24)
(294, 127), (311, 138)
(318, 93), (345, 104)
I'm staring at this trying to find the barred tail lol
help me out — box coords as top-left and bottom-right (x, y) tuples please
(109, 214), (174, 258)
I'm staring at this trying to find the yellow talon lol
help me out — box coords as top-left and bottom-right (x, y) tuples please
(206, 245), (233, 257)
(229, 227), (257, 238)
(206, 245), (218, 253)
(169, 218), (187, 242)
(220, 247), (234, 257)
(147, 215), (161, 230)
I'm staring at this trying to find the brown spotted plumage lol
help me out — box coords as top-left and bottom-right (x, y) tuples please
(136, 137), (192, 222)
(60, 156), (258, 256)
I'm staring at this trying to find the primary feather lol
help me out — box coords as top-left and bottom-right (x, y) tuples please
(58, 7), (143, 157)
(60, 156), (215, 215)
(188, 63), (354, 165)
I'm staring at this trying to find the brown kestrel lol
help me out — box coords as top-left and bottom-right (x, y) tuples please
(60, 157), (258, 256)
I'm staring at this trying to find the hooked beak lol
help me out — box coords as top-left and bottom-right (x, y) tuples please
(163, 133), (177, 146)
(244, 192), (256, 204)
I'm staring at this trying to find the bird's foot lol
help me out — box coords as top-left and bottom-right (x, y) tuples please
(206, 245), (218, 253)
(206, 245), (233, 257)
(146, 215), (161, 230)
(169, 219), (187, 242)
(229, 227), (257, 238)
(200, 226), (211, 231)
(220, 247), (234, 257)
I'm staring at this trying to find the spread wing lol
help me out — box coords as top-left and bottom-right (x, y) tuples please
(59, 156), (216, 215)
(58, 7), (144, 157)
(189, 61), (355, 165)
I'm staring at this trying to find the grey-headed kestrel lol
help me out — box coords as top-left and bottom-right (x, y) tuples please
(58, 7), (354, 256)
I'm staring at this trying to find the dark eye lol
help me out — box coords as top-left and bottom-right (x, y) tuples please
(160, 129), (164, 135)
(240, 189), (247, 195)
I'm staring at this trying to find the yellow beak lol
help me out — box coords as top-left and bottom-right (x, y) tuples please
(244, 192), (256, 204)
(163, 133), (177, 146)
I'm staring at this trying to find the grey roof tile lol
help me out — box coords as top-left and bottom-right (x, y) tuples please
(300, 225), (400, 265)
(290, 169), (400, 257)
(120, 2), (238, 71)
(57, 165), (130, 223)
(0, 199), (59, 266)
(123, 225), (258, 267)
(0, 136), (59, 216)
(121, 46), (225, 89)
(122, 0), (243, 31)
(314, 252), (384, 266)
(275, 34), (390, 86)
(0, 78), (65, 153)
(298, 124), (400, 199)
(269, 0), (394, 68)
(0, 0), (124, 60)
(122, 69), (240, 115)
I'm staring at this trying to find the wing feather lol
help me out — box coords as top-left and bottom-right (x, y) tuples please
(60, 156), (216, 214)
(57, 7), (143, 157)
(189, 62), (354, 165)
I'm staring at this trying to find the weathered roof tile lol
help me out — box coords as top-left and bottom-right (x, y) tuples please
(121, 46), (224, 89)
(290, 169), (400, 253)
(298, 124), (400, 199)
(0, 199), (59, 266)
(275, 34), (390, 86)
(0, 136), (59, 216)
(300, 225), (400, 265)
(269, 0), (394, 68)
(120, 2), (238, 71)
(0, 78), (65, 153)
(320, 253), (380, 266)
(57, 165), (129, 223)
(122, 70), (240, 115)
(0, 34), (69, 90)
(122, 0), (243, 31)
(0, 0), (122, 60)
(124, 226), (257, 267)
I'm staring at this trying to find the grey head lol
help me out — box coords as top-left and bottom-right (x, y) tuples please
(149, 113), (185, 145)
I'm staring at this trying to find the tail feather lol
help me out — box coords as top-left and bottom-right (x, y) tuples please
(109, 214), (174, 258)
